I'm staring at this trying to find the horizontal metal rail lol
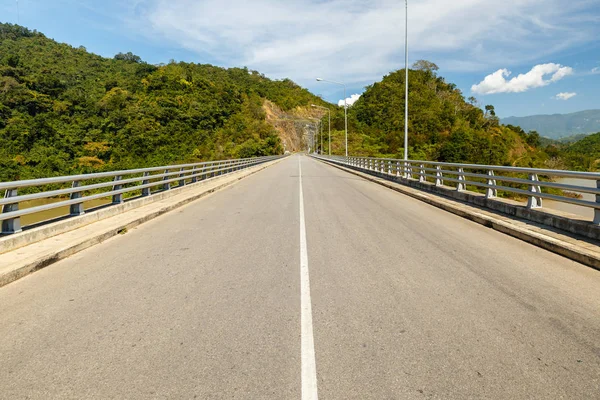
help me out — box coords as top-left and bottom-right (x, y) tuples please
(313, 155), (600, 225)
(1, 155), (283, 234)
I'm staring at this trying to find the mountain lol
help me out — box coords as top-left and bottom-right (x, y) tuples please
(501, 110), (600, 139)
(0, 23), (327, 181)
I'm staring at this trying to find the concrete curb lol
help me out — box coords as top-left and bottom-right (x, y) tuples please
(316, 158), (600, 271)
(0, 159), (283, 288)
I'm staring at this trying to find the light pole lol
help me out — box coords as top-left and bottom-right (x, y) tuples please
(316, 78), (348, 157)
(311, 104), (331, 155)
(403, 0), (409, 162)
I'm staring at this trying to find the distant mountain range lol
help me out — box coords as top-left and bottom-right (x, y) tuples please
(501, 110), (600, 139)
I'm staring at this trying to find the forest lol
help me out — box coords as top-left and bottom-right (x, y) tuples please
(0, 23), (326, 181)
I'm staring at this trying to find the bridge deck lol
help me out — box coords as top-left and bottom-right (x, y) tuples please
(1, 154), (599, 398)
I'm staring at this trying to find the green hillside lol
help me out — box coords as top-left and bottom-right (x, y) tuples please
(331, 61), (547, 167)
(0, 23), (326, 181)
(560, 132), (600, 171)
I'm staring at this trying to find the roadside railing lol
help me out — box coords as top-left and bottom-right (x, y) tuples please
(313, 155), (600, 225)
(1, 155), (283, 234)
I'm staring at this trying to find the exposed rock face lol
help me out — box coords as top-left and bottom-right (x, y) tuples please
(263, 100), (326, 152)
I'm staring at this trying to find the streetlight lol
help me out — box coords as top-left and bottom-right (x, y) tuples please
(316, 78), (348, 157)
(311, 104), (331, 156)
(403, 0), (409, 162)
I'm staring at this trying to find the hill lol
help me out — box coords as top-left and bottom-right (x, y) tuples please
(501, 110), (600, 139)
(337, 61), (547, 167)
(0, 23), (327, 181)
(560, 132), (600, 171)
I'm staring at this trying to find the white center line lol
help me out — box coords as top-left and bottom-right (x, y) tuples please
(299, 156), (319, 400)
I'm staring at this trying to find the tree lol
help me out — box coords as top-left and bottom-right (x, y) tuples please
(526, 130), (541, 147)
(114, 52), (142, 63)
(412, 60), (439, 73)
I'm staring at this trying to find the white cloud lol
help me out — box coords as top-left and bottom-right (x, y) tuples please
(592, 67), (600, 74)
(338, 94), (361, 107)
(554, 92), (577, 100)
(134, 0), (599, 89)
(471, 63), (573, 95)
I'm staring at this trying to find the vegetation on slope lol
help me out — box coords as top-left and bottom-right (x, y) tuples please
(551, 132), (600, 171)
(0, 23), (327, 181)
(320, 61), (547, 168)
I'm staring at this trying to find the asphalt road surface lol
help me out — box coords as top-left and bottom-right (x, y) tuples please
(1, 154), (599, 399)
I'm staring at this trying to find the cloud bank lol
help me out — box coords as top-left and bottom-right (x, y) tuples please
(471, 63), (573, 95)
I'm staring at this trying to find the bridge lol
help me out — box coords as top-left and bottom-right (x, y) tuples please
(1, 154), (599, 398)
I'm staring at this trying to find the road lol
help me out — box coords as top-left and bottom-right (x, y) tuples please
(1, 154), (599, 399)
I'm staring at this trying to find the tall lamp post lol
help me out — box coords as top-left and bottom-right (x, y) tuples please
(316, 78), (348, 157)
(311, 104), (331, 155)
(403, 0), (409, 162)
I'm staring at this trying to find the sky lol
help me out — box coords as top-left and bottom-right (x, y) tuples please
(1, 0), (599, 118)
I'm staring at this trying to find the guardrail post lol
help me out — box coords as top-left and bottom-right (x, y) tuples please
(369, 159), (373, 170)
(419, 164), (425, 182)
(485, 170), (497, 198)
(396, 161), (400, 177)
(178, 167), (186, 187)
(141, 172), (151, 196)
(457, 168), (466, 191)
(595, 180), (600, 225)
(191, 166), (198, 183)
(112, 175), (123, 204)
(69, 181), (85, 215)
(526, 173), (542, 209)
(163, 169), (171, 190)
(387, 160), (392, 175)
(435, 166), (443, 186)
(406, 162), (413, 179)
(1, 189), (21, 234)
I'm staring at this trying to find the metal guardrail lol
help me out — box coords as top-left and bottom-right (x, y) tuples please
(1, 155), (283, 234)
(313, 154), (600, 225)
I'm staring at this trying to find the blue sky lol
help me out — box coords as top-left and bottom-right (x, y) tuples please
(1, 0), (599, 118)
